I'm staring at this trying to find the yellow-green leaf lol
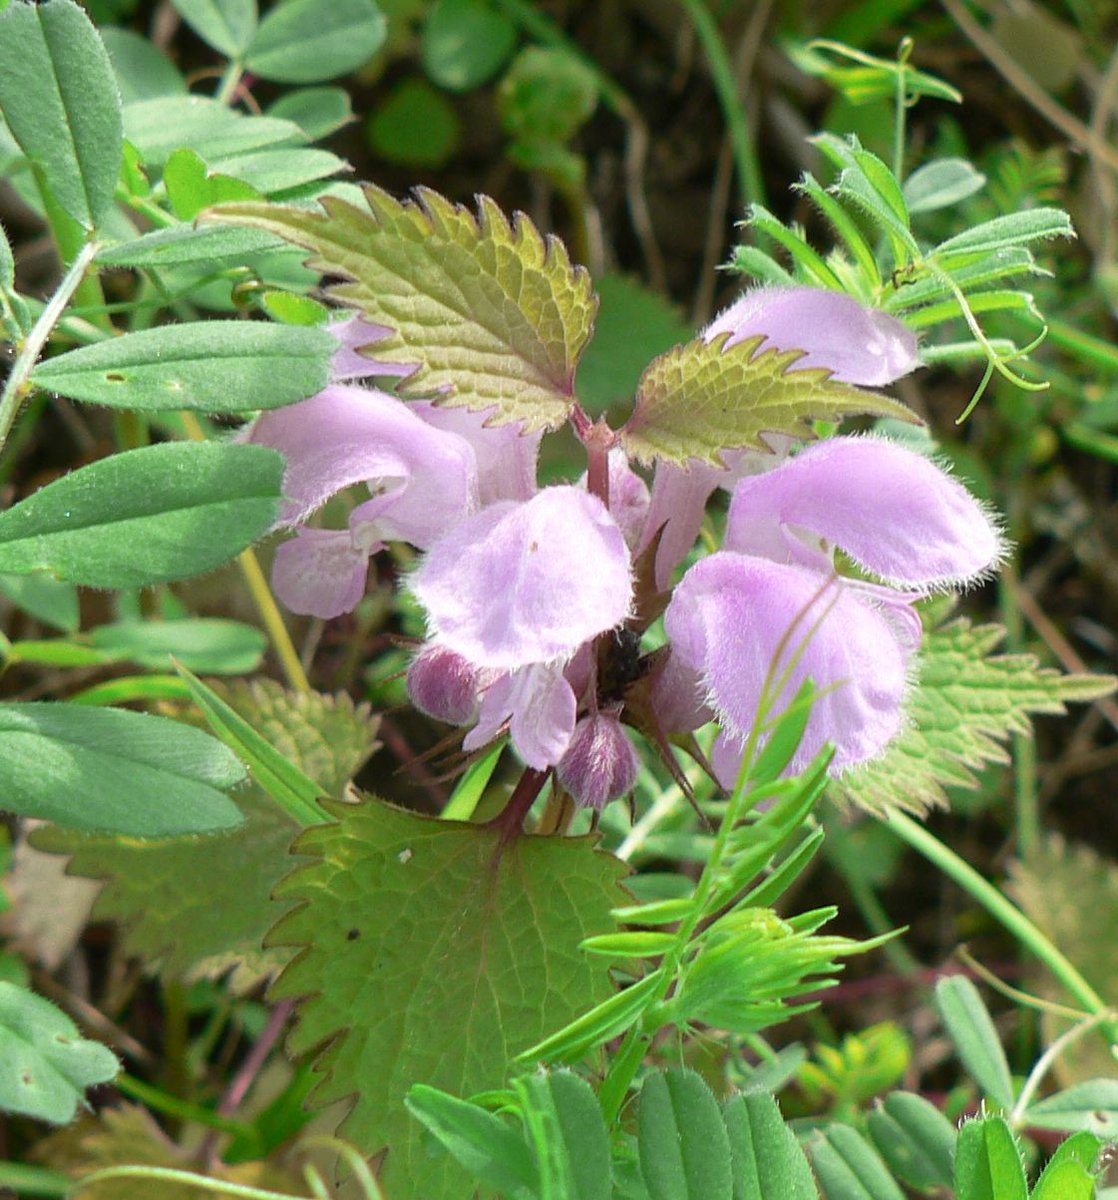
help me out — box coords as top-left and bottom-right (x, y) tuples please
(206, 187), (597, 431)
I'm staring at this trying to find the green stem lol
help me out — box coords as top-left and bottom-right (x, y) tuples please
(675, 0), (765, 209)
(215, 60), (245, 106)
(0, 238), (99, 457)
(0, 1163), (71, 1197)
(116, 1072), (253, 1137)
(70, 1165), (310, 1200)
(885, 810), (1114, 1035)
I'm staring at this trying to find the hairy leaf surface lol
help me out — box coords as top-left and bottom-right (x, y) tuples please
(829, 620), (1115, 817)
(269, 799), (626, 1200)
(208, 188), (597, 430)
(31, 686), (376, 991)
(0, 982), (117, 1124)
(620, 334), (915, 465)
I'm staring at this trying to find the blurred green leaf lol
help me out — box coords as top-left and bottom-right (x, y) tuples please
(99, 26), (186, 103)
(0, 982), (118, 1123)
(0, 701), (245, 834)
(368, 77), (460, 167)
(0, 572), (79, 633)
(866, 1091), (955, 1191)
(172, 0), (258, 57)
(88, 618), (266, 674)
(934, 977), (1015, 1110)
(123, 96), (304, 168)
(904, 158), (987, 214)
(245, 0), (385, 83)
(1025, 1080), (1118, 1139)
(498, 46), (598, 145)
(267, 86), (353, 139)
(0, 442), (284, 588)
(809, 1124), (905, 1200)
(423, 0), (516, 91)
(0, 0), (123, 230)
(33, 321), (334, 412)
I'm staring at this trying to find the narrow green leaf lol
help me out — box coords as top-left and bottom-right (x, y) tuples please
(516, 970), (662, 1065)
(953, 1116), (1027, 1200)
(809, 1125), (906, 1200)
(517, 1071), (611, 1200)
(89, 618), (267, 674)
(0, 219), (14, 292)
(795, 174), (880, 288)
(723, 1091), (818, 1200)
(0, 0), (122, 230)
(123, 96), (304, 168)
(610, 896), (693, 925)
(96, 223), (283, 267)
(176, 665), (329, 828)
(172, 0), (258, 57)
(404, 1085), (538, 1199)
(206, 187), (597, 431)
(934, 977), (1015, 1109)
(269, 799), (626, 1200)
(728, 245), (796, 286)
(100, 27), (187, 103)
(620, 333), (915, 466)
(423, 0), (517, 92)
(638, 1070), (733, 1200)
(933, 209), (1074, 259)
(0, 442), (284, 587)
(0, 982), (118, 1123)
(268, 87), (354, 140)
(1025, 1080), (1118, 1138)
(245, 0), (386, 83)
(0, 701), (245, 834)
(866, 1091), (955, 1191)
(32, 321), (334, 412)
(747, 204), (844, 289)
(580, 931), (676, 958)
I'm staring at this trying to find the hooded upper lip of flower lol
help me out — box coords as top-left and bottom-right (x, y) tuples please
(662, 435), (1005, 777)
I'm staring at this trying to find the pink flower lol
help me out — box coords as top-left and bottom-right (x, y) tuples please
(411, 487), (633, 767)
(642, 286), (921, 589)
(661, 436), (1003, 778)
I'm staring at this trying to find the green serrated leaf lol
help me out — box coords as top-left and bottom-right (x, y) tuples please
(0, 442), (284, 588)
(244, 0), (385, 83)
(723, 1090), (818, 1200)
(620, 333), (915, 466)
(0, 982), (118, 1123)
(216, 678), (379, 800)
(206, 187), (597, 431)
(809, 1124), (906, 1200)
(830, 619), (1117, 817)
(0, 0), (123, 231)
(268, 799), (626, 1200)
(32, 790), (302, 992)
(638, 1070), (733, 1200)
(953, 1116), (1027, 1200)
(576, 273), (691, 416)
(1009, 837), (1118, 1082)
(404, 1084), (538, 1199)
(0, 702), (244, 834)
(32, 321), (333, 412)
(934, 977), (1015, 1110)
(172, 0), (258, 58)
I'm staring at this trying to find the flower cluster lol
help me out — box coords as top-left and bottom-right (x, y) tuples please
(250, 287), (1002, 808)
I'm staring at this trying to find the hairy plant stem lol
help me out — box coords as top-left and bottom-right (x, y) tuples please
(0, 239), (99, 458)
(885, 809), (1118, 1045)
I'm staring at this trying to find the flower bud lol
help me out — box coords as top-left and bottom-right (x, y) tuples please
(556, 712), (640, 810)
(407, 643), (489, 725)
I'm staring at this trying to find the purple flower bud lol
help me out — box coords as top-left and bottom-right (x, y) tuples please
(407, 643), (490, 725)
(556, 712), (640, 809)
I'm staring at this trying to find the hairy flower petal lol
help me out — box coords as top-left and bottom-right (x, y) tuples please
(249, 385), (478, 532)
(412, 401), (540, 504)
(272, 526), (375, 619)
(557, 712), (640, 808)
(726, 436), (1004, 587)
(704, 285), (920, 386)
(328, 314), (418, 380)
(665, 553), (908, 771)
(413, 487), (632, 670)
(463, 663), (577, 768)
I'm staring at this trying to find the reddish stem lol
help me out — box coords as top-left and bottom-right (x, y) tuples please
(488, 767), (549, 850)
